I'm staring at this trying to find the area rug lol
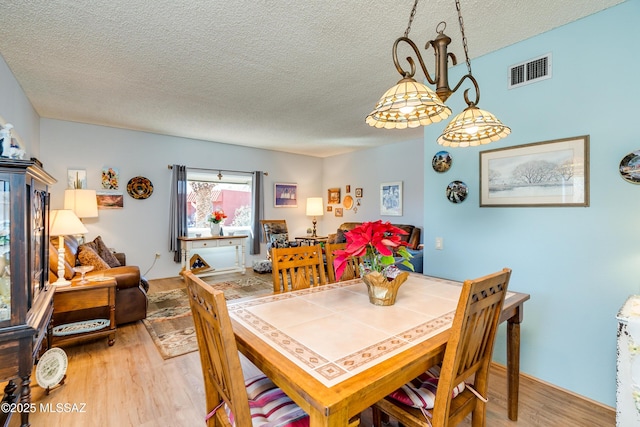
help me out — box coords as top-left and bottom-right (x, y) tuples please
(142, 275), (273, 359)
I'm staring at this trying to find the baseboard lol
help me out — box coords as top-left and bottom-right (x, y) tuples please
(490, 362), (615, 415)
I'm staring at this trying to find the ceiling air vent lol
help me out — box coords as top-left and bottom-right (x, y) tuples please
(508, 53), (552, 89)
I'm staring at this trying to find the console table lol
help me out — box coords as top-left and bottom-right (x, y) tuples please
(178, 235), (247, 278)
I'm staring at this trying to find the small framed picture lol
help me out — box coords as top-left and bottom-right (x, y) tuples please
(274, 183), (298, 208)
(327, 205), (333, 212)
(346, 185), (351, 193)
(67, 169), (86, 189)
(96, 190), (124, 209)
(335, 207), (343, 217)
(355, 188), (363, 198)
(380, 181), (403, 216)
(328, 187), (341, 204)
(102, 167), (120, 190)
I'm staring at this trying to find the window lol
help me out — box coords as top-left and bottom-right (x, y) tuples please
(186, 171), (253, 236)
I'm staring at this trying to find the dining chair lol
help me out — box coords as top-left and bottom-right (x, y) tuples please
(371, 268), (512, 427)
(271, 244), (327, 292)
(183, 271), (311, 427)
(325, 242), (361, 283)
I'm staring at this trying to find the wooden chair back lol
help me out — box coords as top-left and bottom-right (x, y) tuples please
(373, 268), (511, 427)
(183, 271), (253, 427)
(260, 219), (289, 242)
(325, 242), (361, 283)
(271, 244), (327, 293)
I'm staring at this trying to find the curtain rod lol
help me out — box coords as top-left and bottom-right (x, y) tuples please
(167, 165), (268, 176)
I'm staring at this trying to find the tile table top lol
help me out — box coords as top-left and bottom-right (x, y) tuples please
(229, 275), (480, 387)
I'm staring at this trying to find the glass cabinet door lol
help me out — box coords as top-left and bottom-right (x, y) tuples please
(0, 177), (10, 322)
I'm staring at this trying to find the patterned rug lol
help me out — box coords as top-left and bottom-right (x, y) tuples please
(142, 275), (273, 359)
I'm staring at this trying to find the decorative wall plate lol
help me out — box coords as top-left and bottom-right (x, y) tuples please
(36, 347), (68, 389)
(446, 181), (468, 204)
(127, 176), (154, 199)
(620, 150), (640, 184)
(432, 150), (452, 173)
(343, 195), (354, 210)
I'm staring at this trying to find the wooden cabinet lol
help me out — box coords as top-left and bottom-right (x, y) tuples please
(0, 159), (56, 427)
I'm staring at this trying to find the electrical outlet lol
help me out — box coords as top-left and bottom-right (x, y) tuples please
(155, 252), (161, 258)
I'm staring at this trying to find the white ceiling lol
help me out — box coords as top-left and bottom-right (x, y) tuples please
(0, 0), (624, 157)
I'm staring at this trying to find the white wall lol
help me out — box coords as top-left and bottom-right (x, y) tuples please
(40, 119), (324, 279)
(321, 138), (425, 242)
(0, 54), (40, 157)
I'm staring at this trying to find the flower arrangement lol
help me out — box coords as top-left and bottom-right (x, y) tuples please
(333, 220), (413, 281)
(208, 209), (227, 224)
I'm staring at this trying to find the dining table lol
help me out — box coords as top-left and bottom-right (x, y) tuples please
(229, 273), (530, 427)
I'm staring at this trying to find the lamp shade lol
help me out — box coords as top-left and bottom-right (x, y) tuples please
(49, 209), (88, 236)
(306, 197), (324, 216)
(64, 189), (98, 218)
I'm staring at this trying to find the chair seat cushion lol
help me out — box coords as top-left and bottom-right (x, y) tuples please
(226, 374), (309, 427)
(387, 365), (465, 409)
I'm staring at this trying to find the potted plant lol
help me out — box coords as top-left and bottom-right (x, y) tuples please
(333, 220), (413, 305)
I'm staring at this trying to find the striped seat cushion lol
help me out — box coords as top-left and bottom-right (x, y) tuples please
(226, 375), (309, 427)
(387, 365), (465, 409)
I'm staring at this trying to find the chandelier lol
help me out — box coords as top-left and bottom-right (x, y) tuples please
(366, 0), (510, 147)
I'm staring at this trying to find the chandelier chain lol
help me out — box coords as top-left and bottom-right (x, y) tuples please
(404, 0), (419, 38)
(455, 0), (473, 76)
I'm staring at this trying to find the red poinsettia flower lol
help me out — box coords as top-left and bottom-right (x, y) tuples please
(208, 209), (227, 224)
(333, 220), (413, 280)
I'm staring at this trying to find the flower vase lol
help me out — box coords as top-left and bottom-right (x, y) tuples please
(362, 271), (410, 306)
(210, 223), (221, 236)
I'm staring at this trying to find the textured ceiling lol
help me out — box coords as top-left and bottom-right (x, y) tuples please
(0, 0), (624, 157)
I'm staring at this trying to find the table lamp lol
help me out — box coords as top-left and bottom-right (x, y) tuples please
(306, 197), (324, 237)
(49, 209), (88, 286)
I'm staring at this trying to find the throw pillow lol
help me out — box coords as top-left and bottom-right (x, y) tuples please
(270, 233), (290, 248)
(77, 245), (111, 272)
(84, 235), (121, 267)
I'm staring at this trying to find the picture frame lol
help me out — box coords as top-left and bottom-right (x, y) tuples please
(480, 135), (589, 207)
(355, 188), (363, 198)
(380, 181), (403, 216)
(67, 169), (86, 189)
(328, 187), (341, 204)
(274, 182), (297, 208)
(96, 190), (124, 209)
(335, 207), (343, 217)
(346, 185), (351, 193)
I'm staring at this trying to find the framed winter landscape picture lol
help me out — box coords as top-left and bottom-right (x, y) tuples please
(480, 135), (589, 207)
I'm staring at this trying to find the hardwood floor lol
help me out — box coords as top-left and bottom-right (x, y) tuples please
(5, 270), (614, 426)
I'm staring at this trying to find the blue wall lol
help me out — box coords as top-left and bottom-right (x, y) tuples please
(422, 0), (639, 406)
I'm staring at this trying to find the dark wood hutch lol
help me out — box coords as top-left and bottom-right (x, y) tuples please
(0, 159), (56, 427)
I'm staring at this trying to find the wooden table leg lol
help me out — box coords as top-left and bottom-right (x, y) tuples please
(506, 306), (523, 421)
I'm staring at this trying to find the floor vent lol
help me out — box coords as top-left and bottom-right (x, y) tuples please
(508, 53), (551, 89)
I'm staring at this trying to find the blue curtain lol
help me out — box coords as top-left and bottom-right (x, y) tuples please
(169, 165), (188, 263)
(251, 171), (264, 255)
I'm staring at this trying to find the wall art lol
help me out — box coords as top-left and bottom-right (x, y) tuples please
(274, 182), (297, 207)
(67, 169), (86, 189)
(446, 181), (468, 204)
(380, 181), (402, 216)
(432, 150), (452, 173)
(102, 167), (119, 189)
(619, 150), (640, 184)
(328, 187), (341, 204)
(480, 135), (589, 207)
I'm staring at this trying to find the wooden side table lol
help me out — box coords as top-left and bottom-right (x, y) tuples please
(49, 277), (117, 347)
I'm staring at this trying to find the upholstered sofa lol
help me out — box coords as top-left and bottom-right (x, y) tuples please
(48, 235), (149, 325)
(327, 222), (423, 273)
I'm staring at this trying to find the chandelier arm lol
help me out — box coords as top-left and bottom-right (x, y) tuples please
(449, 73), (480, 106)
(392, 37), (436, 84)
